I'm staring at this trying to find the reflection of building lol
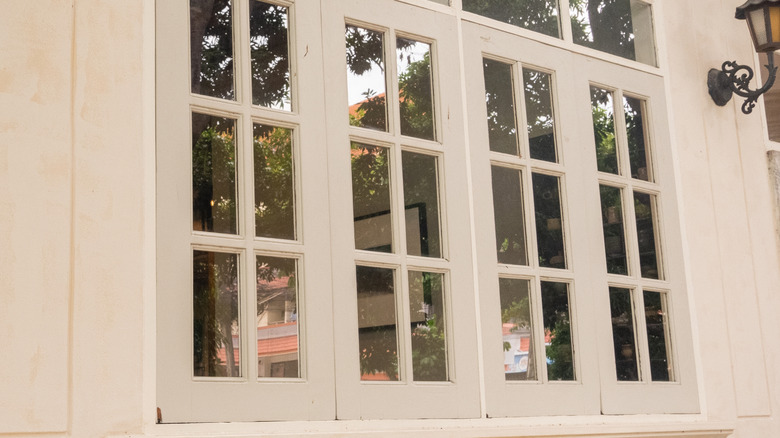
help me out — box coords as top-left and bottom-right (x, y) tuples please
(502, 323), (531, 378)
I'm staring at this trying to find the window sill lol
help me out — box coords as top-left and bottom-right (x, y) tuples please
(122, 416), (733, 438)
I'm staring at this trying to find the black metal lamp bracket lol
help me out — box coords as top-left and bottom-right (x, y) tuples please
(708, 52), (777, 114)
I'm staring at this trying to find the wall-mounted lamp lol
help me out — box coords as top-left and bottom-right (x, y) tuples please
(708, 0), (780, 114)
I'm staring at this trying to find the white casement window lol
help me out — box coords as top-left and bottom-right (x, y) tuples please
(157, 0), (698, 424)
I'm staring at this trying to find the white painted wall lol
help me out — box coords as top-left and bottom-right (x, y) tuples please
(0, 0), (778, 437)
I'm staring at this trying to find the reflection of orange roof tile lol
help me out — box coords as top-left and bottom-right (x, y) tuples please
(520, 337), (530, 353)
(258, 335), (298, 356)
(502, 323), (515, 336)
(360, 372), (392, 381)
(349, 92), (386, 116)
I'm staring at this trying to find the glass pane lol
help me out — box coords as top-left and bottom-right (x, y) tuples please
(190, 0), (235, 99)
(532, 173), (566, 269)
(644, 291), (673, 382)
(541, 281), (574, 381)
(523, 68), (557, 162)
(256, 256), (299, 378)
(609, 287), (639, 381)
(250, 1), (291, 110)
(409, 272), (448, 381)
(352, 142), (393, 252)
(356, 266), (399, 381)
(193, 251), (240, 377)
(499, 278), (536, 381)
(346, 26), (388, 131)
(402, 152), (442, 258)
(397, 38), (435, 141)
(570, 0), (657, 66)
(599, 185), (628, 275)
(624, 96), (651, 181)
(254, 124), (295, 240)
(483, 58), (519, 155)
(192, 113), (238, 234)
(491, 166), (528, 265)
(591, 86), (619, 174)
(462, 0), (561, 38)
(634, 191), (660, 279)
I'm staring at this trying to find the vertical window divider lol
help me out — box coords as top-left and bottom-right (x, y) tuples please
(399, 263), (414, 384)
(623, 183), (642, 283)
(394, 145), (408, 258)
(245, 250), (258, 380)
(522, 167), (539, 269)
(388, 29), (402, 139)
(531, 276), (547, 383)
(236, 0), (250, 109)
(649, 195), (666, 281)
(633, 287), (651, 385)
(613, 90), (632, 180)
(514, 62), (530, 159)
(558, 0), (574, 43)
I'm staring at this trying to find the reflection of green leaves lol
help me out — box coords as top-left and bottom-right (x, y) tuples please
(570, 0), (636, 61)
(463, 0), (561, 37)
(254, 125), (294, 239)
(591, 87), (618, 174)
(250, 2), (290, 108)
(398, 50), (435, 140)
(192, 115), (237, 233)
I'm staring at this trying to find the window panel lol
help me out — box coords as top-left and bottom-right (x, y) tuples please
(190, 0), (235, 100)
(609, 287), (639, 381)
(643, 290), (674, 382)
(499, 278), (536, 381)
(356, 265), (400, 381)
(623, 95), (651, 181)
(397, 38), (436, 141)
(462, 0), (561, 38)
(352, 142), (394, 253)
(541, 281), (574, 381)
(590, 86), (619, 175)
(408, 271), (448, 381)
(634, 191), (660, 279)
(532, 173), (566, 269)
(192, 112), (239, 235)
(483, 58), (519, 155)
(346, 25), (388, 131)
(570, 0), (657, 66)
(193, 250), (241, 378)
(256, 256), (300, 378)
(491, 166), (528, 266)
(402, 152), (442, 258)
(599, 185), (628, 275)
(523, 68), (557, 163)
(250, 1), (292, 110)
(253, 124), (295, 240)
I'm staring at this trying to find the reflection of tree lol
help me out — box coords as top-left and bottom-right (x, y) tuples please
(357, 266), (399, 380)
(190, 0), (234, 99)
(591, 87), (618, 174)
(542, 284), (574, 381)
(410, 273), (447, 381)
(532, 174), (565, 268)
(523, 69), (556, 162)
(250, 2), (290, 108)
(623, 96), (648, 179)
(483, 59), (518, 155)
(570, 0), (636, 61)
(193, 251), (239, 377)
(192, 115), (237, 234)
(463, 0), (561, 38)
(254, 125), (294, 239)
(351, 143), (392, 252)
(398, 49), (435, 140)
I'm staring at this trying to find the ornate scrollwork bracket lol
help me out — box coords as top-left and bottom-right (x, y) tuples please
(708, 52), (777, 114)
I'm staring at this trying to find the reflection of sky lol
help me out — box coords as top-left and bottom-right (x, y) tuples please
(347, 63), (386, 106)
(397, 40), (430, 76)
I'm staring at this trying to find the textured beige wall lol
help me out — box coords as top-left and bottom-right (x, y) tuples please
(0, 1), (74, 433)
(0, 0), (150, 436)
(660, 0), (780, 436)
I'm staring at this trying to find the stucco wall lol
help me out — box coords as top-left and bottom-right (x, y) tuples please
(1, 0), (779, 437)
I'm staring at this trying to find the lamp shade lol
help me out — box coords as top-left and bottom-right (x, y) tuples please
(737, 0), (780, 52)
